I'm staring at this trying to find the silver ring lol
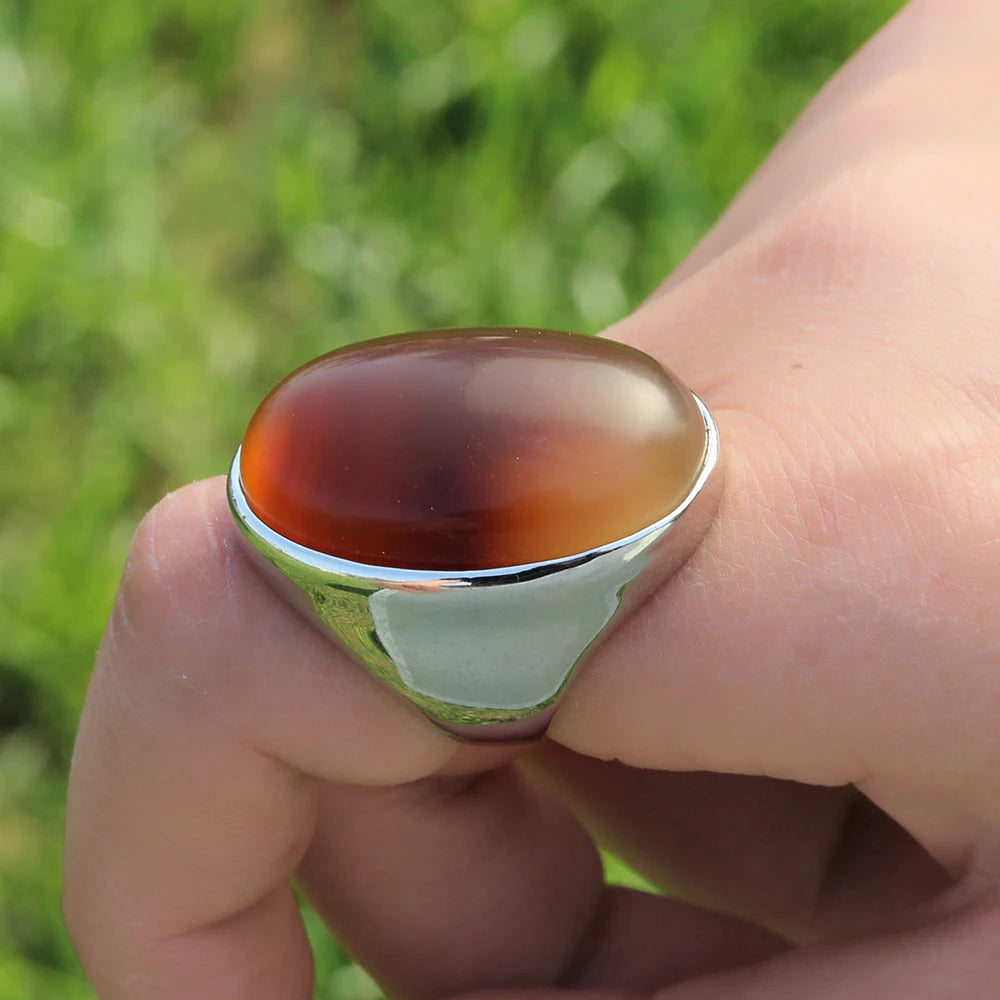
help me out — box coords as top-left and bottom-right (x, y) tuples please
(228, 331), (722, 743)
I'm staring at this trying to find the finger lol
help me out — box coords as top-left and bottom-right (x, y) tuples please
(64, 481), (781, 1000)
(298, 771), (784, 999)
(555, 887), (784, 991)
(301, 764), (605, 999)
(649, 0), (1000, 298)
(550, 0), (1000, 877)
(653, 896), (1000, 1000)
(456, 895), (1000, 1000)
(529, 745), (951, 943)
(454, 994), (632, 1000)
(64, 478), (457, 999)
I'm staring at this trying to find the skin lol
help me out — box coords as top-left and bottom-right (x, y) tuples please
(63, 1), (1000, 996)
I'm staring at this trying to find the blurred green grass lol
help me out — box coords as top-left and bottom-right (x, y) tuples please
(0, 1), (903, 996)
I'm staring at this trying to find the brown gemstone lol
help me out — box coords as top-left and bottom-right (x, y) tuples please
(239, 328), (705, 571)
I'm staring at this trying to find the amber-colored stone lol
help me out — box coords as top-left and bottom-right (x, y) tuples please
(240, 328), (705, 571)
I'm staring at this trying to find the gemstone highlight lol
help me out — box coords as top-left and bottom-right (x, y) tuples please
(239, 328), (705, 571)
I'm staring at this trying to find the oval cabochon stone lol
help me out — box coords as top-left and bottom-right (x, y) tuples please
(240, 328), (705, 571)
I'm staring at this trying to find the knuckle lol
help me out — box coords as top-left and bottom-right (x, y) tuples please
(730, 76), (995, 300)
(736, 161), (917, 298)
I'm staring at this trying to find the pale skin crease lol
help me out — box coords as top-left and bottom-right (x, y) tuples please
(63, 0), (1000, 996)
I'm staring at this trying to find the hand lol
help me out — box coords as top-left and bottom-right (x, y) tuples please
(63, 2), (1000, 996)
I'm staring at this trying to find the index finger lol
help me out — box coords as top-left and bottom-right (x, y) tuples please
(65, 479), (785, 999)
(73, 480), (736, 1000)
(63, 479), (458, 997)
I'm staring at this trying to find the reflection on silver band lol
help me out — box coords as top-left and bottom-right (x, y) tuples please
(228, 393), (721, 742)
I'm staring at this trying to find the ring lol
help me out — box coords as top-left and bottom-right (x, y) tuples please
(228, 328), (721, 742)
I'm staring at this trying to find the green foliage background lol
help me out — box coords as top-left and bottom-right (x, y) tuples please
(0, 1), (903, 996)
